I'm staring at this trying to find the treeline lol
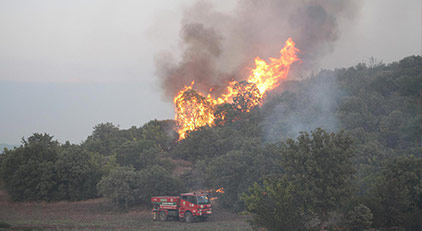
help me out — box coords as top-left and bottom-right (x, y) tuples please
(0, 55), (421, 230)
(0, 121), (184, 208)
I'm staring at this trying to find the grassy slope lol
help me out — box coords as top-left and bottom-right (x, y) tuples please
(0, 190), (251, 231)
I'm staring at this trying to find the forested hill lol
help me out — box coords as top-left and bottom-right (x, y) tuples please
(1, 55), (421, 230)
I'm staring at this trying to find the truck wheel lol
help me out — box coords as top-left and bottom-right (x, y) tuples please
(184, 211), (194, 223)
(159, 211), (167, 221)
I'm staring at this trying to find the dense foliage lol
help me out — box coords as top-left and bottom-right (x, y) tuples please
(97, 165), (184, 209)
(0, 134), (101, 201)
(242, 129), (356, 230)
(173, 56), (422, 229)
(0, 120), (180, 205)
(0, 56), (421, 230)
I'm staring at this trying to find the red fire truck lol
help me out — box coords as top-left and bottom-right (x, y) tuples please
(151, 192), (212, 222)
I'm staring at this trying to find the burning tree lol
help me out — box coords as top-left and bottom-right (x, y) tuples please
(231, 81), (262, 112)
(174, 82), (216, 140)
(173, 38), (300, 140)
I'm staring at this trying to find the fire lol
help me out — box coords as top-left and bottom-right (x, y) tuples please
(174, 81), (216, 140)
(216, 187), (224, 193)
(174, 38), (300, 139)
(249, 38), (299, 94)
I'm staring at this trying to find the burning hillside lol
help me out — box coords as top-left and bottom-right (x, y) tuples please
(174, 38), (300, 139)
(155, 1), (361, 140)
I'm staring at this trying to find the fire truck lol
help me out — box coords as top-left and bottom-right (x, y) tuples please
(151, 192), (212, 223)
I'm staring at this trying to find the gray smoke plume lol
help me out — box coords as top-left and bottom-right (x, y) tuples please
(261, 70), (341, 142)
(155, 0), (361, 100)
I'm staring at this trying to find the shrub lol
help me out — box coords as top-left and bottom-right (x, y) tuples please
(97, 165), (184, 209)
(344, 204), (373, 231)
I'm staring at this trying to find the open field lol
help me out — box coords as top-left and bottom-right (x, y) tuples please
(0, 190), (252, 231)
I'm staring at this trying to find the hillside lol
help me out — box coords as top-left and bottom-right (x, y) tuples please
(0, 56), (421, 230)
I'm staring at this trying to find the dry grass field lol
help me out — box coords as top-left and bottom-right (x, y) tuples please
(0, 190), (252, 231)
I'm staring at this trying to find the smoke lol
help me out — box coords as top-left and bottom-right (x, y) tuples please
(261, 70), (341, 142)
(155, 0), (361, 100)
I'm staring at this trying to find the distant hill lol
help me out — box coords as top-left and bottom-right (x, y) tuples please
(0, 144), (17, 153)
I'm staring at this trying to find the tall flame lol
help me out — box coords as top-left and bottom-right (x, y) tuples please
(174, 38), (300, 140)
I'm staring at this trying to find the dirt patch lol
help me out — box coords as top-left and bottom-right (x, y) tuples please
(0, 190), (251, 231)
(171, 159), (193, 176)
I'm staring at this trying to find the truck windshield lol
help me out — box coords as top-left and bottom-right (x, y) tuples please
(197, 195), (210, 204)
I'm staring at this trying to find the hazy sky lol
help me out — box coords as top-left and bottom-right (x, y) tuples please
(0, 0), (421, 144)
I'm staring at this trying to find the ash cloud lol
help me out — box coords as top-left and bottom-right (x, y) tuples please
(155, 0), (362, 99)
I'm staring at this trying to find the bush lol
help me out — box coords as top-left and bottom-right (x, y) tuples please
(97, 167), (143, 208)
(55, 145), (103, 200)
(344, 204), (373, 231)
(371, 156), (422, 230)
(0, 134), (59, 201)
(242, 178), (306, 231)
(202, 140), (283, 212)
(0, 134), (104, 201)
(97, 165), (184, 209)
(242, 129), (355, 230)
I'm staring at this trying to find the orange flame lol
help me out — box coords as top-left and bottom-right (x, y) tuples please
(216, 187), (224, 193)
(174, 38), (300, 140)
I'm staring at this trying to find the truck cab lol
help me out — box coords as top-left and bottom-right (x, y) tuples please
(179, 192), (212, 222)
(151, 192), (212, 223)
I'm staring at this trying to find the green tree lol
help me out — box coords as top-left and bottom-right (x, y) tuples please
(374, 156), (422, 230)
(243, 129), (355, 230)
(242, 178), (306, 231)
(379, 110), (406, 148)
(281, 129), (355, 230)
(0, 134), (105, 201)
(141, 120), (178, 151)
(137, 165), (185, 204)
(172, 126), (224, 161)
(344, 204), (373, 231)
(402, 114), (422, 147)
(82, 123), (125, 156)
(0, 133), (59, 201)
(97, 167), (142, 209)
(202, 139), (283, 211)
(55, 144), (102, 200)
(97, 165), (184, 209)
(114, 140), (157, 170)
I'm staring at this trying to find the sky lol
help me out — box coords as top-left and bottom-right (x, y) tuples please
(0, 0), (421, 145)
